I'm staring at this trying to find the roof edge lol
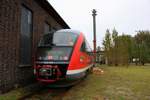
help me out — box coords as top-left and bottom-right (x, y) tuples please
(35, 0), (70, 29)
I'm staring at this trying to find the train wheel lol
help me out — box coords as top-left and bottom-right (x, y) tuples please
(84, 68), (92, 78)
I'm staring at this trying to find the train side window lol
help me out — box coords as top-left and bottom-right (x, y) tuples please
(80, 41), (86, 52)
(85, 40), (92, 53)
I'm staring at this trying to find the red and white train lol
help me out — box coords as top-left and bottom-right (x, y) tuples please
(34, 29), (93, 86)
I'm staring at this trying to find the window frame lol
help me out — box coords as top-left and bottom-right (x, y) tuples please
(44, 22), (51, 34)
(19, 5), (33, 66)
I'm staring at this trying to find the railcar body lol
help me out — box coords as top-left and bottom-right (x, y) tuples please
(34, 29), (93, 86)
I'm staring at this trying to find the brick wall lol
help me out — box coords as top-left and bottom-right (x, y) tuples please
(0, 0), (20, 93)
(0, 0), (67, 93)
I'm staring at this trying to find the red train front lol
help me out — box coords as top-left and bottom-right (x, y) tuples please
(34, 29), (93, 86)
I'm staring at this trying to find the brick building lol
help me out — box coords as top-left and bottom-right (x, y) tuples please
(0, 0), (69, 93)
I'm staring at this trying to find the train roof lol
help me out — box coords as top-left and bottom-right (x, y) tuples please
(56, 29), (81, 35)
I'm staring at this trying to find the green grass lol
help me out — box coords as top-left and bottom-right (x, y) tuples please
(1, 65), (150, 100)
(63, 65), (150, 100)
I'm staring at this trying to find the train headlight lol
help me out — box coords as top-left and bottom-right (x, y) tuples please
(39, 68), (47, 73)
(34, 69), (36, 74)
(39, 68), (47, 76)
(80, 56), (84, 62)
(48, 55), (53, 60)
(63, 56), (68, 60)
(80, 58), (83, 62)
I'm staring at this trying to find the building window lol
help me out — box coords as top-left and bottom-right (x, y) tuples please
(44, 22), (51, 34)
(20, 6), (32, 65)
(52, 27), (57, 32)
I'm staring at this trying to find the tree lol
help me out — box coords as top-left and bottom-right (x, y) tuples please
(134, 30), (150, 65)
(112, 28), (118, 45)
(116, 34), (132, 66)
(102, 29), (150, 66)
(103, 29), (112, 65)
(112, 28), (118, 66)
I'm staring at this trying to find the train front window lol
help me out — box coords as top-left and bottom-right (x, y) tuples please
(53, 32), (78, 46)
(39, 32), (78, 47)
(37, 47), (72, 61)
(37, 32), (78, 61)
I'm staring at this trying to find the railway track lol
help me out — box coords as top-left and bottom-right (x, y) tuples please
(18, 78), (84, 100)
(19, 87), (70, 100)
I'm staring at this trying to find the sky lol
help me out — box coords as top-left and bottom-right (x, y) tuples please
(49, 0), (150, 48)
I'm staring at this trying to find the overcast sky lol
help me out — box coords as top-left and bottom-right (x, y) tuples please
(49, 0), (150, 48)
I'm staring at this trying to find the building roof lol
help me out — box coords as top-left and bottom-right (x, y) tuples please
(35, 0), (70, 29)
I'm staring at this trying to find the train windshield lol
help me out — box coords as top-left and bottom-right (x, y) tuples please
(37, 47), (72, 61)
(37, 32), (78, 61)
(39, 32), (78, 46)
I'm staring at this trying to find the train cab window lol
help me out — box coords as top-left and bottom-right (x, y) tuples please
(39, 32), (78, 47)
(80, 39), (92, 53)
(85, 40), (92, 52)
(53, 32), (78, 46)
(80, 41), (86, 52)
(37, 47), (72, 61)
(37, 31), (79, 61)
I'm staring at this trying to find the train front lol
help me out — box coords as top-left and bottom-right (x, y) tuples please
(34, 30), (78, 86)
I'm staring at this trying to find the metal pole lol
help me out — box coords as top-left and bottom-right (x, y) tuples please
(92, 9), (97, 66)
